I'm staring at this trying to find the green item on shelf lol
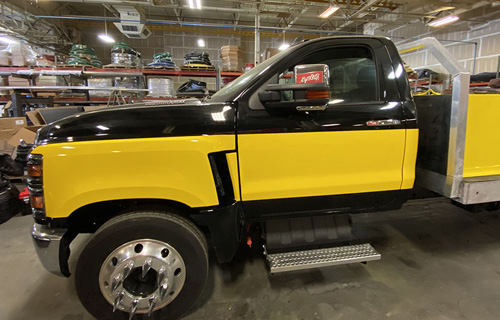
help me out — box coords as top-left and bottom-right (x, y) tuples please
(113, 42), (133, 48)
(66, 43), (102, 66)
(153, 52), (172, 60)
(71, 44), (88, 51)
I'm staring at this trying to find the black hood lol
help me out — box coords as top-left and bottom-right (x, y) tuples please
(36, 100), (236, 145)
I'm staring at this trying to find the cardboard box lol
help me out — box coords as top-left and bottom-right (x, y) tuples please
(0, 117), (27, 129)
(26, 110), (45, 126)
(37, 75), (58, 86)
(263, 48), (280, 60)
(221, 45), (240, 51)
(7, 76), (31, 87)
(0, 139), (15, 156)
(0, 129), (16, 140)
(8, 126), (42, 147)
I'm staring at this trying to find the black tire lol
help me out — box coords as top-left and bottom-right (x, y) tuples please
(75, 210), (208, 320)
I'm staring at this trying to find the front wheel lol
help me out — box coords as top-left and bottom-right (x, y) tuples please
(75, 211), (208, 320)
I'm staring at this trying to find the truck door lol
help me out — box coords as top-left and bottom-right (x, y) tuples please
(237, 41), (408, 217)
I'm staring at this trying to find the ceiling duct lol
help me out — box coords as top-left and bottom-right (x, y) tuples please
(112, 5), (152, 39)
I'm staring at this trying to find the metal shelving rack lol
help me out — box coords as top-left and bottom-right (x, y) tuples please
(0, 66), (243, 104)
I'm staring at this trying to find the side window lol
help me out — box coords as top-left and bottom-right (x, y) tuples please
(250, 46), (380, 110)
(326, 47), (378, 103)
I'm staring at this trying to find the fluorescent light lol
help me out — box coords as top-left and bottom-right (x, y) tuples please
(188, 0), (201, 9)
(279, 43), (290, 51)
(0, 36), (16, 44)
(428, 15), (459, 27)
(319, 6), (340, 18)
(198, 39), (205, 47)
(98, 34), (115, 43)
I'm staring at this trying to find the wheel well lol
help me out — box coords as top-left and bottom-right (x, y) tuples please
(66, 199), (198, 233)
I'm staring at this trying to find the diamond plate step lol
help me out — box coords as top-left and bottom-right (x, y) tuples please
(266, 243), (381, 273)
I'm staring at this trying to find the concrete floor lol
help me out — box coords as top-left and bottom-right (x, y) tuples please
(2, 198), (500, 320)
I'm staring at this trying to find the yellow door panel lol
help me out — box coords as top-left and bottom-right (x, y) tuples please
(464, 94), (500, 177)
(401, 129), (419, 189)
(32, 135), (235, 218)
(238, 130), (406, 201)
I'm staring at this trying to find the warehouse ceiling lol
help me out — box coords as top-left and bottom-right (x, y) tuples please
(0, 0), (499, 50)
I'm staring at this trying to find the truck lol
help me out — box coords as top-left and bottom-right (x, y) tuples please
(29, 36), (500, 320)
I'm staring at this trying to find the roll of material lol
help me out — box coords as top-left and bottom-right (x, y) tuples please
(147, 77), (174, 97)
(88, 78), (113, 97)
(111, 52), (140, 67)
(114, 77), (139, 89)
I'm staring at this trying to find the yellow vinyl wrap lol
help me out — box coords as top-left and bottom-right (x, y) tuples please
(401, 129), (419, 189)
(464, 94), (500, 178)
(238, 129), (409, 201)
(31, 135), (235, 219)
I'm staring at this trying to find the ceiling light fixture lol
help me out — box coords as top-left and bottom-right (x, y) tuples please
(98, 9), (115, 43)
(427, 6), (455, 14)
(279, 43), (290, 51)
(0, 36), (16, 44)
(428, 15), (459, 27)
(98, 34), (115, 43)
(188, 0), (201, 9)
(198, 39), (205, 47)
(319, 5), (340, 18)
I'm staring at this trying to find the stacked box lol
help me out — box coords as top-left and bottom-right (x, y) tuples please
(263, 48), (279, 61)
(0, 117), (27, 155)
(0, 51), (11, 66)
(37, 75), (58, 86)
(7, 76), (31, 87)
(221, 45), (243, 72)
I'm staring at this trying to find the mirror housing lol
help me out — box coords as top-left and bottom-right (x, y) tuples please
(258, 64), (330, 113)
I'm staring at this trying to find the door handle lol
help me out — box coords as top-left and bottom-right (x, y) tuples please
(366, 119), (401, 126)
(296, 105), (327, 111)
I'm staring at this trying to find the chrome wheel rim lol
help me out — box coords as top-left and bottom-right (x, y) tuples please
(99, 239), (186, 316)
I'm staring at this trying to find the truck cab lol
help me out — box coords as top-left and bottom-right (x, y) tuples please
(29, 36), (417, 320)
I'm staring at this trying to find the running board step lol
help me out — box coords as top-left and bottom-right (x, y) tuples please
(266, 243), (380, 273)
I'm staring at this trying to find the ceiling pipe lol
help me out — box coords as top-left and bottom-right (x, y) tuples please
(0, 13), (363, 36)
(334, 0), (379, 31)
(36, 0), (458, 20)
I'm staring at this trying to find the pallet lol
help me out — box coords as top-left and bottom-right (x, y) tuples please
(103, 65), (139, 69)
(221, 70), (243, 73)
(143, 66), (176, 70)
(180, 66), (215, 72)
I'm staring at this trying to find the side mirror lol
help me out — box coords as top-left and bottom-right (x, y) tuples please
(259, 64), (330, 113)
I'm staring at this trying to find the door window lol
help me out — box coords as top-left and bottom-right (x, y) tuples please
(251, 46), (380, 109)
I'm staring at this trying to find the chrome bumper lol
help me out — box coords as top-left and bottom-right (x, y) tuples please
(31, 223), (67, 277)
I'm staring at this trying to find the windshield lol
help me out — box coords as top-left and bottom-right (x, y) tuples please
(210, 48), (291, 102)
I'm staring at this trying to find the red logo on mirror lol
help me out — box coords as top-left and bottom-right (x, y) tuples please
(296, 71), (323, 84)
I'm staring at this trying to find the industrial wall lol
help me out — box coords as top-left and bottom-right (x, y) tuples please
(392, 18), (500, 75)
